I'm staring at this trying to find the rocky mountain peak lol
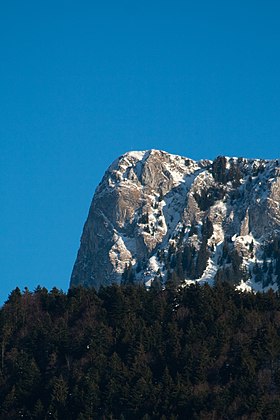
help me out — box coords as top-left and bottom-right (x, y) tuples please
(70, 150), (280, 292)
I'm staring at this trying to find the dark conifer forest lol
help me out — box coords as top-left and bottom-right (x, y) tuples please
(1, 282), (280, 419)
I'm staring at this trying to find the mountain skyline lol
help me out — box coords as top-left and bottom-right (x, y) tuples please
(71, 149), (280, 293)
(2, 1), (280, 303)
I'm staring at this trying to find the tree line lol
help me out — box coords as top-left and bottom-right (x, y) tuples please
(1, 282), (280, 419)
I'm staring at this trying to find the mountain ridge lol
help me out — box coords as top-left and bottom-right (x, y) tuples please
(71, 149), (280, 292)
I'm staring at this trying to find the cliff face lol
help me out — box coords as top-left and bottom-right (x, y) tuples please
(70, 150), (280, 292)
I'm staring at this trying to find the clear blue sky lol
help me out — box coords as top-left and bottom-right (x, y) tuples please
(1, 1), (280, 303)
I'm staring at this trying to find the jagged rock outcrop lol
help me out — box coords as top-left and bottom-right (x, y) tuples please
(70, 150), (280, 292)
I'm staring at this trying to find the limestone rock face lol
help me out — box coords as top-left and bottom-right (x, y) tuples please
(70, 151), (280, 292)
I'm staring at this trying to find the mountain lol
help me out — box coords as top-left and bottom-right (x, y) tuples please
(70, 149), (280, 292)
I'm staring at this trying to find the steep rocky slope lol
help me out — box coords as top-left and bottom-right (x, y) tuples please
(70, 150), (280, 292)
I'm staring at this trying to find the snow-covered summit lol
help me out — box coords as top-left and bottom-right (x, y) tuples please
(71, 150), (280, 292)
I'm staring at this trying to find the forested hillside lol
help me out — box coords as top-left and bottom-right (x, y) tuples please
(1, 282), (280, 419)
